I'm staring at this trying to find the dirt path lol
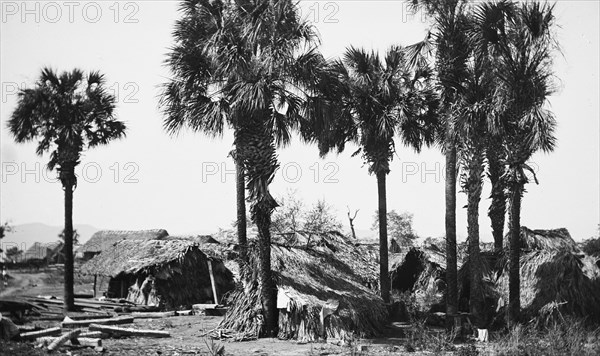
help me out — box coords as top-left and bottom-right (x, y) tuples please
(0, 272), (43, 298)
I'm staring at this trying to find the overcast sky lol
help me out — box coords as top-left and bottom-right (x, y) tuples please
(1, 1), (598, 242)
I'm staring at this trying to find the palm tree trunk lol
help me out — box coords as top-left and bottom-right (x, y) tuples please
(487, 140), (507, 252)
(235, 153), (248, 263)
(236, 116), (279, 337)
(255, 204), (277, 336)
(507, 183), (523, 325)
(445, 141), (458, 322)
(376, 171), (390, 303)
(63, 170), (75, 312)
(467, 150), (484, 328)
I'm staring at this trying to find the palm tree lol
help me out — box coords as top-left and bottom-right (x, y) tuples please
(406, 0), (470, 322)
(454, 56), (499, 328)
(475, 1), (558, 324)
(310, 46), (438, 303)
(161, 0), (250, 263)
(486, 136), (507, 252)
(161, 0), (333, 336)
(7, 68), (126, 311)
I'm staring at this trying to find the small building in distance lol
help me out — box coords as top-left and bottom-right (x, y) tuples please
(23, 241), (64, 263)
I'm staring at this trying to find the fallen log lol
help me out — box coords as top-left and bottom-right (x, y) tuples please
(176, 310), (192, 316)
(70, 337), (102, 347)
(89, 324), (170, 338)
(35, 336), (101, 348)
(66, 312), (113, 320)
(79, 331), (109, 339)
(20, 327), (62, 340)
(47, 329), (81, 352)
(129, 311), (175, 319)
(61, 315), (134, 328)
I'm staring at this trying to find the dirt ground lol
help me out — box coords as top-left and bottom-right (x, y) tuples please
(1, 270), (479, 356)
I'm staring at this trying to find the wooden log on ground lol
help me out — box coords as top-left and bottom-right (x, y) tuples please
(79, 331), (108, 339)
(70, 337), (102, 347)
(47, 329), (81, 351)
(20, 327), (61, 340)
(66, 312), (113, 320)
(62, 315), (134, 328)
(176, 310), (192, 316)
(17, 325), (37, 332)
(129, 311), (175, 319)
(36, 336), (102, 348)
(89, 324), (170, 338)
(192, 304), (218, 310)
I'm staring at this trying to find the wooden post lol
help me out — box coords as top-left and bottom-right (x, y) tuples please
(207, 260), (219, 304)
(120, 279), (125, 298)
(93, 275), (97, 298)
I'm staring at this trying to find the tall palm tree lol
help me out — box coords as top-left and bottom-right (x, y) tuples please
(7, 68), (126, 311)
(406, 0), (470, 322)
(161, 0), (250, 263)
(161, 0), (333, 336)
(454, 56), (499, 327)
(476, 1), (558, 324)
(309, 46), (438, 303)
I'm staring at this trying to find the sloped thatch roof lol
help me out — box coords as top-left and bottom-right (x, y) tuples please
(218, 242), (388, 341)
(455, 227), (600, 321)
(23, 241), (63, 260)
(300, 231), (378, 285)
(510, 226), (576, 252)
(497, 249), (600, 320)
(80, 229), (169, 254)
(81, 238), (204, 277)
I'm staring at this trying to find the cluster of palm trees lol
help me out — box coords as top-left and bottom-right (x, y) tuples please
(407, 0), (558, 327)
(7, 0), (557, 334)
(160, 0), (558, 332)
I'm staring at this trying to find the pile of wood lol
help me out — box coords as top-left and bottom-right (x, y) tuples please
(1, 295), (228, 352)
(12, 312), (173, 352)
(0, 296), (213, 353)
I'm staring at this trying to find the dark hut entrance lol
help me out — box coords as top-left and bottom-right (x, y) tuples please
(106, 274), (137, 299)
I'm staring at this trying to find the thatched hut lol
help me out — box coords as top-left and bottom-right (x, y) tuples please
(496, 226), (600, 320)
(458, 227), (600, 323)
(80, 238), (235, 309)
(218, 242), (388, 342)
(23, 241), (63, 263)
(389, 243), (448, 313)
(80, 229), (168, 260)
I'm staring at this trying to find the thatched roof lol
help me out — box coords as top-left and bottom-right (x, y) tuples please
(23, 241), (63, 260)
(81, 238), (211, 277)
(270, 230), (379, 286)
(497, 249), (600, 319)
(455, 227), (600, 321)
(510, 226), (576, 252)
(218, 242), (388, 341)
(80, 229), (169, 254)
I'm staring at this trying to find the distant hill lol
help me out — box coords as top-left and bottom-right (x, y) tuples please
(1, 222), (100, 255)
